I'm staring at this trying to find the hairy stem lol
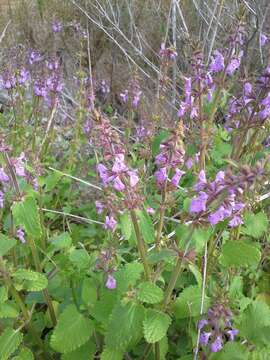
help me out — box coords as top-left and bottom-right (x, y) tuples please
(130, 209), (151, 280)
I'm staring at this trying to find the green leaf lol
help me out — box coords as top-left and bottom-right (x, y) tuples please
(13, 347), (34, 360)
(50, 304), (94, 353)
(114, 262), (144, 295)
(173, 286), (210, 319)
(69, 249), (90, 269)
(12, 196), (42, 239)
(13, 269), (48, 291)
(100, 348), (124, 360)
(120, 212), (132, 241)
(143, 309), (171, 343)
(0, 234), (17, 257)
(0, 328), (23, 360)
(210, 342), (248, 360)
(137, 210), (155, 244)
(0, 286), (8, 303)
(237, 300), (270, 346)
(243, 212), (268, 239)
(51, 232), (72, 249)
(105, 302), (145, 351)
(219, 241), (261, 267)
(61, 340), (96, 360)
(81, 278), (97, 307)
(137, 282), (164, 304)
(0, 303), (19, 318)
(92, 289), (118, 325)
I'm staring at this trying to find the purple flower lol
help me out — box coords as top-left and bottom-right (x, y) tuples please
(171, 169), (185, 187)
(104, 216), (117, 231)
(260, 33), (268, 47)
(194, 170), (207, 191)
(200, 332), (212, 346)
(34, 80), (47, 97)
(190, 192), (208, 213)
(13, 153), (26, 177)
(227, 328), (238, 341)
(209, 50), (225, 73)
(97, 164), (110, 185)
(198, 319), (208, 330)
(146, 207), (155, 215)
(105, 274), (116, 290)
(0, 168), (9, 183)
(47, 75), (63, 93)
(226, 57), (240, 76)
(29, 50), (42, 65)
(210, 336), (223, 353)
(95, 201), (104, 214)
(112, 154), (128, 173)
(208, 205), (232, 225)
(17, 228), (26, 244)
(52, 20), (62, 33)
(120, 90), (129, 103)
(185, 158), (193, 169)
(113, 177), (125, 192)
(244, 82), (252, 96)
(132, 91), (142, 108)
(0, 191), (4, 208)
(0, 72), (16, 90)
(229, 215), (243, 227)
(18, 68), (30, 85)
(128, 171), (139, 187)
(154, 167), (167, 185)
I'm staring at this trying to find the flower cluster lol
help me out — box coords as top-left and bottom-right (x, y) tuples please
(119, 78), (142, 109)
(154, 121), (185, 189)
(189, 163), (264, 226)
(96, 248), (117, 290)
(198, 304), (238, 353)
(159, 43), (177, 62)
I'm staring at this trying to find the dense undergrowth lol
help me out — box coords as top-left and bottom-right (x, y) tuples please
(0, 1), (270, 360)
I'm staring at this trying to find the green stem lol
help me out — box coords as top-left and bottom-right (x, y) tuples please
(154, 342), (160, 360)
(130, 210), (151, 280)
(28, 237), (57, 327)
(0, 258), (45, 354)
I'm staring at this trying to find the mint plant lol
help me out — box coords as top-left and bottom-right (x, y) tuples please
(0, 6), (269, 360)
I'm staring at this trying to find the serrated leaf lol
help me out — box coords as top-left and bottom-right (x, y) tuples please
(114, 262), (144, 295)
(243, 212), (268, 239)
(105, 302), (145, 351)
(0, 234), (17, 257)
(61, 340), (96, 360)
(237, 300), (270, 346)
(0, 303), (19, 318)
(210, 342), (248, 360)
(137, 282), (163, 304)
(50, 304), (94, 353)
(219, 241), (261, 267)
(143, 309), (171, 343)
(12, 196), (42, 239)
(100, 348), (124, 360)
(69, 249), (90, 269)
(173, 285), (210, 319)
(13, 269), (48, 291)
(51, 232), (72, 249)
(137, 210), (155, 244)
(120, 212), (132, 241)
(0, 328), (23, 360)
(92, 289), (118, 325)
(13, 347), (34, 360)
